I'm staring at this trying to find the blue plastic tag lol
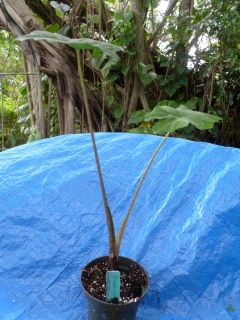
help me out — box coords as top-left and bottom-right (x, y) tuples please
(106, 271), (120, 303)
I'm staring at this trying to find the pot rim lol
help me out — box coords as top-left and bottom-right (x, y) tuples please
(80, 255), (150, 306)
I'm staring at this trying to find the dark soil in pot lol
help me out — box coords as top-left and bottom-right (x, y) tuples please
(81, 256), (148, 304)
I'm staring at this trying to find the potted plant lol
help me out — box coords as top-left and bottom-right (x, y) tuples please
(18, 31), (221, 320)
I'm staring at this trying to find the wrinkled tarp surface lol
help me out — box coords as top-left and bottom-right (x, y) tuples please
(0, 133), (239, 320)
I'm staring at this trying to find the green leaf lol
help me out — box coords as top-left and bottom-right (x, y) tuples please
(142, 71), (157, 86)
(149, 105), (222, 132)
(185, 97), (201, 109)
(145, 105), (168, 121)
(17, 31), (123, 76)
(106, 94), (114, 108)
(20, 87), (27, 96)
(165, 82), (181, 97)
(101, 56), (120, 77)
(18, 31), (123, 53)
(91, 50), (106, 70)
(114, 105), (124, 119)
(121, 65), (130, 76)
(163, 106), (221, 130)
(179, 76), (188, 87)
(46, 23), (60, 33)
(176, 65), (187, 75)
(128, 110), (148, 125)
(152, 118), (189, 134)
(58, 24), (70, 35)
(102, 74), (119, 85)
(137, 62), (157, 86)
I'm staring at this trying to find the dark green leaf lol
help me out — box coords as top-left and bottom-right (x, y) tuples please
(20, 87), (27, 96)
(179, 77), (188, 87)
(165, 82), (182, 97)
(102, 74), (119, 85)
(46, 23), (60, 33)
(128, 110), (148, 125)
(176, 65), (187, 75)
(91, 50), (106, 70)
(106, 95), (114, 108)
(137, 62), (157, 86)
(114, 105), (124, 119)
(121, 65), (130, 76)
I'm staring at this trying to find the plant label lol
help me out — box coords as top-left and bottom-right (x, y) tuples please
(106, 271), (120, 303)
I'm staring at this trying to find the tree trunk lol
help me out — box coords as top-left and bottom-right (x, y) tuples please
(176, 0), (194, 68)
(0, 0), (103, 134)
(127, 0), (150, 118)
(27, 62), (46, 137)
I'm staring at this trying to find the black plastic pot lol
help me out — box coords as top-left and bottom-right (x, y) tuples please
(80, 256), (149, 320)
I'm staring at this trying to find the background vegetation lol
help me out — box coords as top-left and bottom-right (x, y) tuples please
(0, 0), (239, 150)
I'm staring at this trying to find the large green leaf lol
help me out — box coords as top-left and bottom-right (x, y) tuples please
(145, 105), (168, 121)
(152, 118), (189, 134)
(148, 105), (221, 133)
(18, 31), (123, 53)
(17, 31), (123, 76)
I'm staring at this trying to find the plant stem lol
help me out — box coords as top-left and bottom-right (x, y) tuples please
(116, 131), (170, 256)
(76, 49), (117, 259)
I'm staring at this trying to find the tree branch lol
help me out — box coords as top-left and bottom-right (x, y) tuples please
(147, 0), (179, 46)
(127, 0), (150, 117)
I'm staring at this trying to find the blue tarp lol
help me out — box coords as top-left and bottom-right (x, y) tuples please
(0, 133), (239, 320)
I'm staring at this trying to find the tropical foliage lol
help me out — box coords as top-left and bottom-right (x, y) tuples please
(0, 0), (239, 149)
